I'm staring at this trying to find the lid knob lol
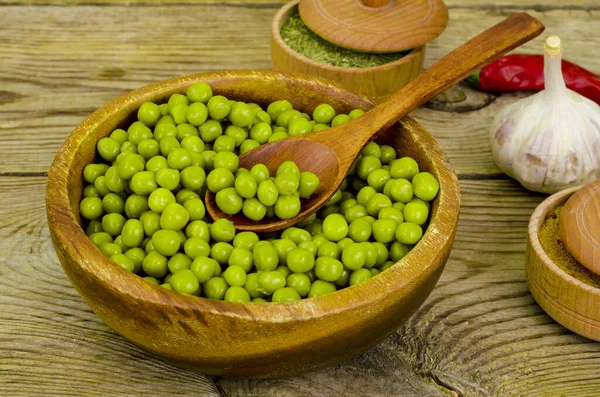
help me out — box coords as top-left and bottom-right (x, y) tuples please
(360, 0), (391, 7)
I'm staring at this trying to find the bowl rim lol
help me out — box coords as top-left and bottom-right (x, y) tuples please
(271, 0), (425, 73)
(46, 69), (460, 321)
(527, 185), (600, 296)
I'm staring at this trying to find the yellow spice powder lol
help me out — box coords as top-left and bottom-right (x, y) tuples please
(538, 205), (600, 288)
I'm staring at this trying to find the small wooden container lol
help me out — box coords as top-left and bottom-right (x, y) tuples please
(526, 185), (600, 341)
(271, 0), (448, 103)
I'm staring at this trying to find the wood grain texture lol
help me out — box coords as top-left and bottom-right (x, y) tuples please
(6, 178), (600, 395)
(1, 6), (599, 175)
(4, 0), (600, 395)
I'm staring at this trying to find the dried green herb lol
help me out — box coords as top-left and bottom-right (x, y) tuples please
(280, 12), (408, 68)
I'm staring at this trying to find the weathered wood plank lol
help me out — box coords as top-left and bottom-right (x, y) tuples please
(1, 0), (598, 7)
(1, 6), (599, 175)
(3, 177), (600, 396)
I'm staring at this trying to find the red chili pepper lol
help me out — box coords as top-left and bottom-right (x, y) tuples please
(465, 54), (600, 106)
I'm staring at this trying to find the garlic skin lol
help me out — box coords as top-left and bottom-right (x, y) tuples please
(490, 36), (600, 194)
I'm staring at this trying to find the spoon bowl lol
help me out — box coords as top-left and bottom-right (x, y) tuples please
(206, 12), (545, 232)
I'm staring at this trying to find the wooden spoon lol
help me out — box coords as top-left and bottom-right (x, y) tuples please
(206, 13), (544, 233)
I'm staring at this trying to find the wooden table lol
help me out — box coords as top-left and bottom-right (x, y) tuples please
(2, 1), (599, 395)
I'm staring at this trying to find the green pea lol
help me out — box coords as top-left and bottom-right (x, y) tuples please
(204, 277), (229, 300)
(253, 243), (279, 271)
(124, 247), (145, 273)
(341, 242), (366, 270)
(286, 273), (311, 297)
(249, 122), (272, 144)
(267, 99), (293, 120)
(210, 218), (236, 242)
(232, 232), (259, 250)
(322, 213), (348, 242)
(191, 256), (219, 283)
(121, 219), (144, 248)
(403, 201), (429, 225)
(308, 280), (336, 298)
(151, 229), (181, 256)
(183, 236), (211, 259)
(361, 142), (382, 159)
(104, 166), (127, 193)
(130, 170), (157, 196)
(216, 187), (244, 215)
(287, 117), (312, 136)
(286, 248), (315, 273)
(83, 163), (110, 184)
(225, 125), (247, 146)
(213, 135), (237, 153)
(207, 168), (235, 193)
(242, 198), (267, 221)
(101, 213), (126, 236)
(274, 195), (301, 220)
(349, 268), (372, 286)
(258, 270), (286, 295)
(111, 253), (135, 272)
(371, 218), (398, 243)
(257, 180), (279, 207)
(187, 82), (212, 104)
(380, 145), (397, 164)
(210, 242), (234, 266)
(299, 172), (319, 198)
(224, 286), (251, 302)
(244, 273), (265, 299)
(128, 122), (153, 145)
(199, 119), (223, 143)
(207, 95), (231, 120)
(186, 220), (210, 241)
(89, 232), (113, 247)
(142, 251), (168, 278)
(390, 157), (419, 180)
(272, 287), (301, 302)
(80, 196), (104, 220)
(239, 139), (260, 154)
(396, 222), (423, 245)
(312, 103), (335, 124)
(314, 257), (344, 282)
(168, 253), (193, 274)
(146, 155), (168, 173)
(412, 172), (440, 202)
(223, 265), (247, 287)
(110, 128), (129, 145)
(331, 114), (350, 127)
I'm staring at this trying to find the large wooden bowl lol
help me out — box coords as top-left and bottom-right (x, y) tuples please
(271, 0), (427, 104)
(46, 70), (460, 378)
(526, 186), (600, 341)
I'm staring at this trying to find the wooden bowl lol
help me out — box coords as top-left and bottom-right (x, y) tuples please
(46, 70), (460, 378)
(526, 186), (600, 341)
(271, 0), (426, 104)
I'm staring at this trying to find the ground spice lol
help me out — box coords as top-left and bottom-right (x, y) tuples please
(280, 12), (408, 68)
(538, 205), (600, 288)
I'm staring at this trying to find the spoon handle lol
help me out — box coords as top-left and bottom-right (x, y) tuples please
(323, 12), (544, 162)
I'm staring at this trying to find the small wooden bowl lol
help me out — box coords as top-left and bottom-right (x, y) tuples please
(526, 186), (600, 341)
(271, 0), (426, 104)
(46, 70), (460, 378)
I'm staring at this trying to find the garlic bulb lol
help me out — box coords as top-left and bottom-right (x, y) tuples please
(490, 36), (600, 194)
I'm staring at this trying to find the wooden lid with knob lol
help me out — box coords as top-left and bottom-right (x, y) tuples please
(560, 180), (600, 275)
(298, 0), (449, 53)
